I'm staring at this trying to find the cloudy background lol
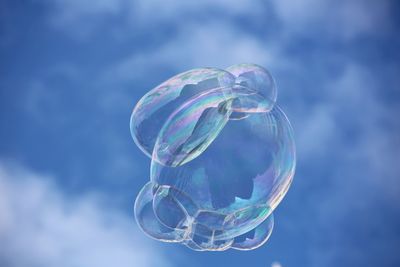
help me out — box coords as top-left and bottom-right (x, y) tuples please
(1, 0), (399, 266)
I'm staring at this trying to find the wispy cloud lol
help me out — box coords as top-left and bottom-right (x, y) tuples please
(0, 161), (170, 267)
(103, 21), (274, 85)
(290, 62), (400, 266)
(273, 0), (391, 39)
(43, 0), (265, 41)
(43, 0), (391, 43)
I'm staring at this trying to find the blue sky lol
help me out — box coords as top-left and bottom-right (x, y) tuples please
(1, 0), (399, 266)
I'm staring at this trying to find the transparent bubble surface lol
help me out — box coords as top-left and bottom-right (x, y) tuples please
(131, 63), (295, 251)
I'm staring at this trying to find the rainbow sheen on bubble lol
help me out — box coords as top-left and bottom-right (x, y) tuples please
(131, 63), (295, 251)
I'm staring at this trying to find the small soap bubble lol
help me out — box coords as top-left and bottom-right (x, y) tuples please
(227, 63), (277, 113)
(131, 64), (296, 251)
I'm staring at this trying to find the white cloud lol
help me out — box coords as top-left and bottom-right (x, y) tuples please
(104, 21), (275, 84)
(44, 0), (390, 42)
(44, 0), (264, 40)
(292, 61), (400, 200)
(288, 63), (400, 266)
(132, 0), (263, 22)
(273, 0), (390, 39)
(44, 0), (124, 40)
(47, 0), (263, 24)
(0, 161), (170, 267)
(50, 0), (122, 20)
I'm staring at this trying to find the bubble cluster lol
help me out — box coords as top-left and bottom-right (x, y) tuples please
(131, 63), (295, 251)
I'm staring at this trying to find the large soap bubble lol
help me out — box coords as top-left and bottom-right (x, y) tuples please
(131, 63), (295, 251)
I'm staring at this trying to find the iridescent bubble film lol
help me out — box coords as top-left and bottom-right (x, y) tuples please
(131, 63), (296, 251)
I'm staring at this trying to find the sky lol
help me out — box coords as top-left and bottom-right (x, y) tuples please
(0, 0), (400, 266)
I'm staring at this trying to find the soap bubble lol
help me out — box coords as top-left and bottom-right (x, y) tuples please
(131, 64), (295, 251)
(130, 68), (235, 159)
